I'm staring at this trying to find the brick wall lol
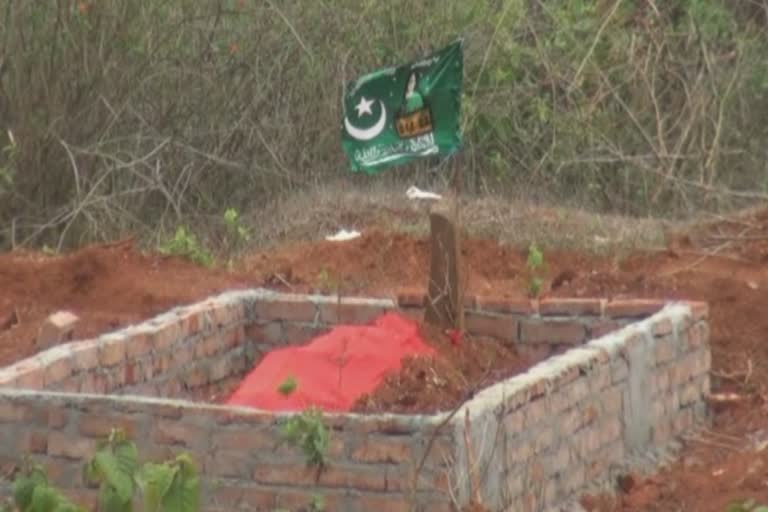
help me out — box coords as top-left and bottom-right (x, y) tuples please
(0, 289), (710, 511)
(447, 301), (710, 511)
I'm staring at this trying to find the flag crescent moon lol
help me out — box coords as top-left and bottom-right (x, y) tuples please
(344, 101), (387, 141)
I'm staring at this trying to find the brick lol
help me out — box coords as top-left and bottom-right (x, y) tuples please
(351, 437), (411, 464)
(69, 340), (101, 370)
(194, 334), (223, 359)
(505, 409), (525, 434)
(395, 306), (422, 324)
(600, 386), (623, 416)
(44, 355), (74, 386)
(590, 320), (621, 339)
(588, 365), (611, 392)
(223, 326), (245, 348)
(36, 311), (78, 350)
(124, 332), (153, 359)
(686, 322), (709, 349)
(239, 487), (278, 509)
(15, 365), (45, 389)
(80, 372), (108, 394)
(98, 337), (126, 367)
(523, 398), (549, 428)
(58, 378), (80, 393)
(600, 418), (622, 445)
(275, 490), (343, 512)
(347, 494), (412, 512)
(465, 312), (518, 341)
(208, 302), (243, 327)
(253, 297), (317, 323)
(575, 427), (601, 458)
(184, 365), (210, 388)
(49, 407), (69, 429)
(654, 335), (676, 364)
(672, 407), (694, 433)
(654, 370), (670, 395)
(476, 296), (535, 314)
(520, 320), (586, 344)
(246, 322), (283, 344)
(66, 490), (98, 511)
(690, 301), (709, 321)
(0, 402), (47, 424)
(562, 464), (586, 495)
(653, 419), (673, 444)
(152, 420), (207, 448)
(206, 451), (255, 478)
(533, 426), (555, 454)
(283, 323), (324, 345)
(680, 381), (701, 406)
(254, 463), (387, 491)
(79, 414), (140, 439)
(213, 427), (275, 452)
(48, 432), (94, 460)
(22, 430), (48, 454)
(396, 288), (425, 308)
(585, 441), (624, 482)
(507, 438), (533, 465)
(318, 300), (390, 324)
(152, 320), (184, 351)
(123, 361), (137, 386)
(652, 317), (675, 336)
(539, 298), (603, 316)
(210, 484), (243, 508)
(544, 443), (571, 476)
(610, 357), (629, 383)
(605, 299), (665, 318)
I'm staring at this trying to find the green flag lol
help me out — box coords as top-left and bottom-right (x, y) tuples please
(341, 39), (463, 174)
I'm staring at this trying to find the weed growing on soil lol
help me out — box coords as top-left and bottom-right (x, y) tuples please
(158, 227), (213, 268)
(727, 499), (768, 512)
(222, 208), (250, 262)
(526, 242), (545, 297)
(0, 130), (16, 195)
(1, 428), (200, 512)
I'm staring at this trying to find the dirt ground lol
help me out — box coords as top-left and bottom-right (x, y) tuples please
(3, 207), (768, 510)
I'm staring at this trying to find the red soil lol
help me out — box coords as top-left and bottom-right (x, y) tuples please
(3, 208), (768, 510)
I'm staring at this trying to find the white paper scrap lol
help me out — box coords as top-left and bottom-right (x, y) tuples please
(325, 229), (361, 242)
(406, 186), (443, 200)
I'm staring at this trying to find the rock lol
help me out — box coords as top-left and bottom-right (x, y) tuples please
(36, 311), (79, 350)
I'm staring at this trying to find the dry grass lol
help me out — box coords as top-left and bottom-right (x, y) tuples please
(231, 179), (669, 256)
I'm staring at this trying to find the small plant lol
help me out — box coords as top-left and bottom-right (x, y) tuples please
(280, 407), (329, 469)
(727, 499), (768, 512)
(0, 130), (17, 194)
(82, 427), (201, 512)
(223, 208), (250, 244)
(277, 375), (298, 396)
(158, 226), (213, 267)
(526, 242), (545, 298)
(308, 494), (325, 511)
(2, 428), (201, 512)
(8, 456), (85, 512)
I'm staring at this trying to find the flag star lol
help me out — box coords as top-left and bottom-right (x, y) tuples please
(354, 96), (374, 117)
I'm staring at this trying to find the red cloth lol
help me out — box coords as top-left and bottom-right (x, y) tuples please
(225, 312), (435, 412)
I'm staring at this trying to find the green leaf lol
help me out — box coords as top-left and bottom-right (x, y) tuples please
(160, 455), (200, 512)
(98, 484), (132, 512)
(29, 486), (62, 512)
(13, 464), (48, 510)
(91, 451), (134, 503)
(753, 507), (768, 512)
(137, 463), (176, 512)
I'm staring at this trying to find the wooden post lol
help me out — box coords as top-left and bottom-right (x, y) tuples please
(424, 154), (465, 332)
